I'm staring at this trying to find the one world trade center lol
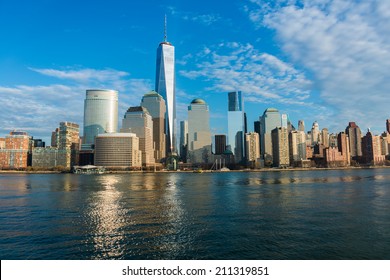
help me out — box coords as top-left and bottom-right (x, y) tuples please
(155, 17), (176, 155)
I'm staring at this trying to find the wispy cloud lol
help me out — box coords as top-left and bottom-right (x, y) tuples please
(246, 0), (390, 132)
(167, 6), (222, 26)
(179, 41), (313, 106)
(0, 67), (153, 140)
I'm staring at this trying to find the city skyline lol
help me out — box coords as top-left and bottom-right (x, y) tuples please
(1, 0), (390, 143)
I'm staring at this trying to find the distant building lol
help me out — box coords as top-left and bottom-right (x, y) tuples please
(271, 127), (289, 167)
(289, 130), (306, 164)
(245, 132), (260, 168)
(215, 135), (227, 155)
(32, 147), (68, 169)
(179, 120), (188, 161)
(187, 99), (212, 164)
(0, 131), (30, 170)
(324, 147), (347, 167)
(387, 119), (390, 134)
(337, 132), (350, 165)
(321, 128), (329, 148)
(82, 89), (118, 150)
(260, 108), (281, 164)
(121, 106), (155, 166)
(311, 121), (320, 145)
(227, 91), (245, 163)
(59, 122), (80, 168)
(298, 120), (305, 132)
(141, 91), (166, 162)
(94, 133), (142, 168)
(345, 122), (362, 160)
(362, 130), (385, 165)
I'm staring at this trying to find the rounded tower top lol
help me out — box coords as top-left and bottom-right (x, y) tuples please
(191, 98), (206, 105)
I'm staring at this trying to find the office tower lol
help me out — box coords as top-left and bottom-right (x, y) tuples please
(362, 130), (385, 165)
(187, 99), (211, 163)
(215, 135), (227, 155)
(155, 18), (176, 154)
(260, 108), (281, 163)
(245, 132), (260, 168)
(141, 91), (166, 162)
(337, 132), (350, 165)
(345, 122), (362, 159)
(387, 119), (390, 134)
(94, 133), (142, 168)
(0, 131), (30, 170)
(298, 120), (305, 132)
(179, 120), (188, 161)
(321, 128), (329, 148)
(289, 130), (307, 163)
(311, 121), (320, 145)
(271, 127), (290, 167)
(83, 89), (118, 150)
(121, 106), (154, 165)
(228, 91), (245, 163)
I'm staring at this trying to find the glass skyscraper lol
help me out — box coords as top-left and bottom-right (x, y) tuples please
(228, 91), (245, 162)
(155, 24), (176, 155)
(82, 89), (118, 150)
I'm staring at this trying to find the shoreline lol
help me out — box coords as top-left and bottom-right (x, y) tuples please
(1, 165), (389, 174)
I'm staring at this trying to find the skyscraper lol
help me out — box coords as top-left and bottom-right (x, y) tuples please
(121, 106), (154, 165)
(82, 89), (118, 150)
(179, 120), (188, 161)
(272, 127), (290, 167)
(345, 122), (362, 159)
(260, 108), (281, 163)
(155, 17), (176, 155)
(215, 135), (227, 155)
(141, 91), (166, 162)
(227, 91), (245, 163)
(187, 99), (211, 164)
(298, 120), (305, 132)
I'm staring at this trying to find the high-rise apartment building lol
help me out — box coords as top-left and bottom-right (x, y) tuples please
(362, 130), (385, 165)
(321, 128), (329, 148)
(271, 127), (290, 167)
(82, 89), (118, 150)
(345, 122), (362, 159)
(187, 99), (211, 164)
(155, 20), (176, 155)
(0, 131), (30, 170)
(260, 108), (281, 163)
(298, 120), (305, 132)
(289, 130), (306, 163)
(121, 106), (154, 166)
(141, 91), (166, 162)
(337, 132), (350, 165)
(245, 132), (260, 167)
(311, 121), (320, 145)
(59, 122), (79, 168)
(227, 91), (245, 163)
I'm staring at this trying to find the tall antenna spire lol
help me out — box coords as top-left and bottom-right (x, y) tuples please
(164, 14), (167, 42)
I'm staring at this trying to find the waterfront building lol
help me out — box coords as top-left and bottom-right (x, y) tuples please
(94, 133), (142, 168)
(215, 135), (227, 155)
(51, 128), (59, 147)
(345, 122), (362, 160)
(32, 147), (68, 169)
(245, 132), (260, 168)
(311, 121), (320, 145)
(121, 106), (154, 166)
(227, 91), (245, 163)
(187, 99), (212, 164)
(380, 133), (389, 156)
(155, 18), (176, 155)
(362, 130), (385, 165)
(0, 131), (30, 170)
(260, 108), (281, 164)
(321, 128), (329, 148)
(324, 147), (347, 167)
(82, 89), (118, 150)
(141, 91), (166, 162)
(0, 138), (5, 149)
(179, 120), (188, 161)
(298, 120), (305, 132)
(289, 130), (307, 164)
(271, 127), (289, 167)
(337, 132), (350, 165)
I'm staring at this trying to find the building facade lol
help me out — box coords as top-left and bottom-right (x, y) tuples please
(121, 106), (154, 166)
(245, 132), (260, 168)
(215, 135), (227, 155)
(179, 120), (188, 161)
(227, 91), (245, 163)
(187, 99), (212, 164)
(345, 122), (362, 160)
(155, 31), (176, 154)
(94, 133), (142, 168)
(0, 131), (30, 170)
(141, 91), (166, 162)
(271, 127), (290, 167)
(82, 89), (118, 150)
(260, 108), (281, 164)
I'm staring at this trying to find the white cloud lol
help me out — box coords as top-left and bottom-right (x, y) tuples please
(0, 67), (153, 141)
(246, 0), (390, 133)
(179, 41), (313, 106)
(167, 6), (222, 26)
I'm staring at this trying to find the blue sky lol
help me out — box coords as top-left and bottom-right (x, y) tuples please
(1, 0), (390, 143)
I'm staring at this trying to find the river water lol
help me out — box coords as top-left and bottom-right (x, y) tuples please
(0, 168), (389, 259)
